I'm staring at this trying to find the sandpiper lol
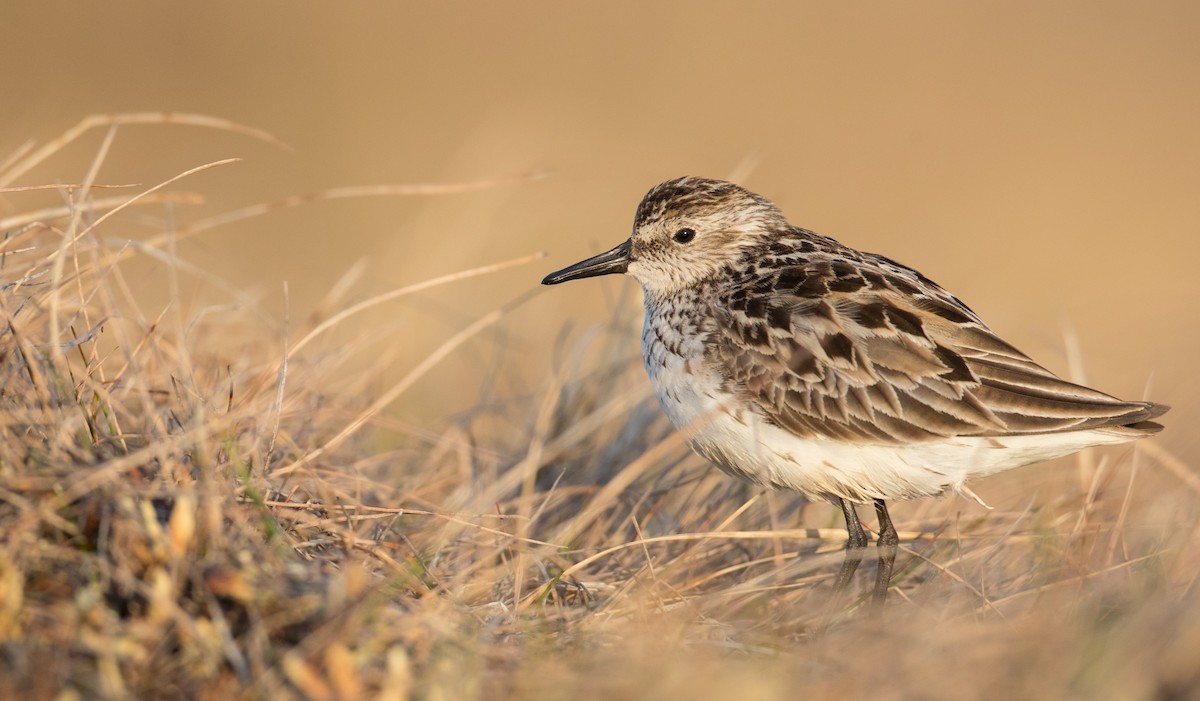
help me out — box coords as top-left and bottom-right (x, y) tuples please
(541, 177), (1167, 605)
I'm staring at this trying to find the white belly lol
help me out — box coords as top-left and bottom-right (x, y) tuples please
(643, 332), (1132, 503)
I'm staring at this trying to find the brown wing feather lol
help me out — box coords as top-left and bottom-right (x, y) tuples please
(706, 254), (1166, 444)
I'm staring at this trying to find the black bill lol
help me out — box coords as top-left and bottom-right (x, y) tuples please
(541, 239), (632, 285)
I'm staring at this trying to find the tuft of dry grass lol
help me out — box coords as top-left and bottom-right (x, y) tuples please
(2, 117), (1199, 700)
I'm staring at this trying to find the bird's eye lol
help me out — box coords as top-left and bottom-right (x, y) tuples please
(673, 228), (696, 244)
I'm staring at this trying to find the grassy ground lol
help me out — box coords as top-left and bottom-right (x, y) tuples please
(2, 118), (1198, 700)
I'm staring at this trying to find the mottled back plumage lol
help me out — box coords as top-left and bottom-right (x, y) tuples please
(705, 222), (1165, 445)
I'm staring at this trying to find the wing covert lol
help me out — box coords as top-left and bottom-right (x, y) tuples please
(705, 256), (1161, 444)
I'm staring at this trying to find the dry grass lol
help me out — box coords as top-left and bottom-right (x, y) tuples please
(2, 117), (1199, 701)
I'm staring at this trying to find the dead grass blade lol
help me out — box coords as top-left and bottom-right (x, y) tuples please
(0, 111), (287, 188)
(180, 173), (546, 236)
(288, 250), (545, 358)
(0, 192), (206, 233)
(0, 183), (138, 193)
(1139, 440), (1200, 497)
(278, 292), (534, 476)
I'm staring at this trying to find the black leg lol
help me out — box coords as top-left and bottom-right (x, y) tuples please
(831, 498), (869, 595)
(872, 499), (898, 607)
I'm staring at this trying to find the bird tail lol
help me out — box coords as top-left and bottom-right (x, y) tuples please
(1101, 401), (1169, 437)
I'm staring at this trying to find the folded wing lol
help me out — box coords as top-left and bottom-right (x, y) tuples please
(706, 254), (1166, 445)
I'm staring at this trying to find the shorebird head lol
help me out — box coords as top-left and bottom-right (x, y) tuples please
(541, 177), (785, 296)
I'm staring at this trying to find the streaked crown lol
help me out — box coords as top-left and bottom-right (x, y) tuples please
(627, 177), (787, 298)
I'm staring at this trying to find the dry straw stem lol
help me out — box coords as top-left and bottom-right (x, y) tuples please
(0, 192), (207, 233)
(0, 183), (139, 193)
(0, 111), (289, 188)
(287, 250), (546, 359)
(277, 286), (541, 475)
(181, 172), (546, 239)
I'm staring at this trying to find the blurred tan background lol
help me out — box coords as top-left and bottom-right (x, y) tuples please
(3, 2), (1197, 458)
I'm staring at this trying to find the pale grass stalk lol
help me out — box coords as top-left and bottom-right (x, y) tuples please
(0, 139), (35, 175)
(508, 323), (610, 551)
(261, 500), (559, 548)
(549, 403), (739, 548)
(307, 259), (367, 325)
(118, 292), (174, 423)
(0, 305), (53, 411)
(287, 250), (545, 359)
(278, 300), (522, 476)
(981, 550), (1168, 611)
(725, 153), (762, 187)
(764, 491), (787, 578)
(478, 380), (650, 503)
(0, 183), (137, 193)
(0, 111), (287, 188)
(64, 124), (116, 243)
(514, 346), (574, 528)
(181, 174), (545, 237)
(47, 124), (118, 363)
(714, 492), (762, 531)
(61, 159), (241, 262)
(677, 549), (806, 595)
(57, 410), (246, 503)
(4, 176), (535, 293)
(626, 515), (672, 610)
(1138, 440), (1200, 496)
(896, 543), (1009, 619)
(0, 192), (205, 233)
(83, 174), (547, 267)
(1072, 455), (1111, 535)
(1061, 325), (1098, 496)
(65, 132), (121, 435)
(266, 281), (290, 466)
(1106, 446), (1141, 564)
(549, 426), (694, 547)
(106, 239), (265, 312)
(969, 494), (1039, 597)
(16, 158), (241, 309)
(519, 528), (901, 610)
